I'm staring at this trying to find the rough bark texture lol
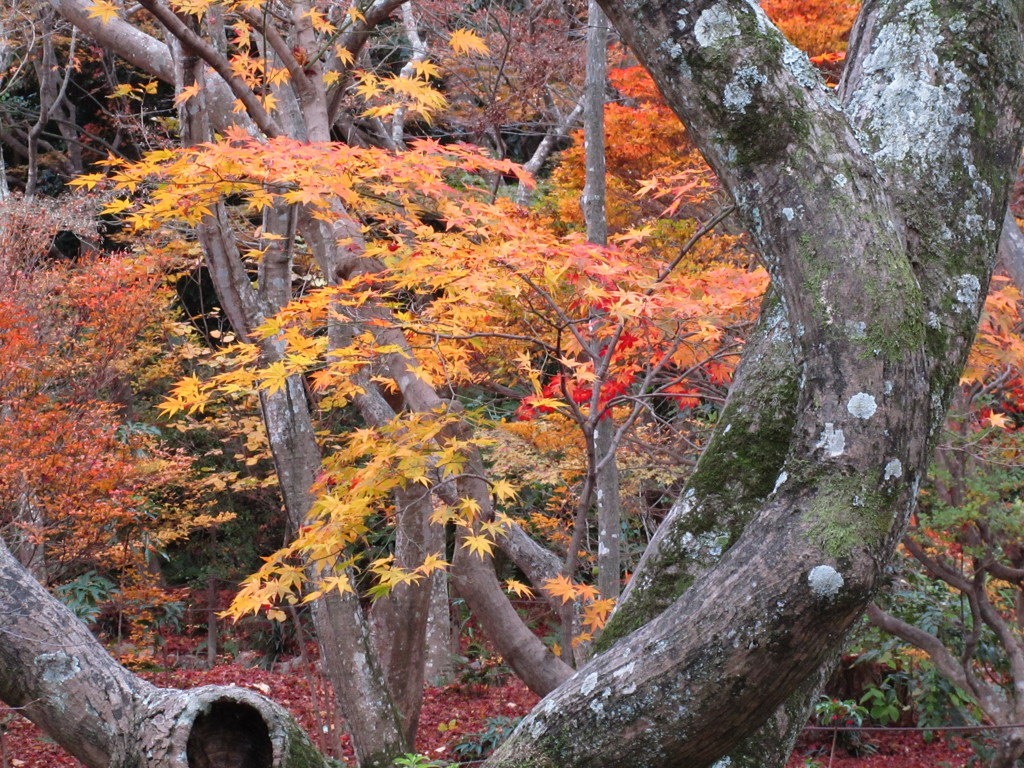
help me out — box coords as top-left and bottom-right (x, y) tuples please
(0, 540), (328, 768)
(485, 1), (1024, 766)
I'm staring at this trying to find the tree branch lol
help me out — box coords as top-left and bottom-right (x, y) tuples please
(137, 0), (283, 137)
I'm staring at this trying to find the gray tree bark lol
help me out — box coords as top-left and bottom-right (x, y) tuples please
(581, 0), (608, 248)
(485, 0), (1024, 765)
(580, 0), (623, 611)
(0, 539), (329, 768)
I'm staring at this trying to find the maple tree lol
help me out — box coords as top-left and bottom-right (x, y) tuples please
(0, 193), (236, 662)
(53, 2), (769, 758)
(78, 128), (765, 650)
(45, 1), (591, 761)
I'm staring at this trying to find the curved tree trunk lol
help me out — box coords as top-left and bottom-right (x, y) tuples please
(485, 0), (1024, 765)
(0, 540), (328, 768)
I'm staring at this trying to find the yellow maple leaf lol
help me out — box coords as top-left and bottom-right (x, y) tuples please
(411, 59), (442, 80)
(574, 583), (600, 602)
(109, 83), (136, 99)
(571, 632), (593, 648)
(988, 411), (1010, 430)
(460, 534), (495, 558)
(68, 173), (106, 190)
(490, 478), (518, 502)
(449, 28), (489, 56)
(527, 397), (568, 414)
(582, 598), (616, 632)
(158, 374), (207, 417)
(86, 0), (119, 23)
(260, 361), (291, 394)
(430, 505), (457, 525)
(318, 575), (356, 597)
(304, 7), (335, 34)
(542, 574), (579, 604)
(174, 83), (201, 105)
(334, 46), (355, 68)
(416, 553), (450, 576)
(504, 579), (534, 598)
(363, 103), (399, 120)
(101, 197), (133, 215)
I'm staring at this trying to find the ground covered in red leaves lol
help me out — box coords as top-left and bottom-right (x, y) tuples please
(785, 730), (974, 768)
(1, 654), (976, 768)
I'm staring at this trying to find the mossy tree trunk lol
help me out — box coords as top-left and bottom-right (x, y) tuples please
(486, 1), (1024, 766)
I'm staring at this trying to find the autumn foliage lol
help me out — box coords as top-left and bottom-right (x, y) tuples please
(6, 0), (1024, 765)
(70, 97), (765, 620)
(760, 0), (861, 59)
(0, 194), (239, 661)
(55, 0), (888, 636)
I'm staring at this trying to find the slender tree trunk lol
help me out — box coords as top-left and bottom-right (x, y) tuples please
(581, 0), (607, 247)
(594, 421), (621, 603)
(9, 489), (46, 582)
(205, 573), (217, 668)
(26, 12), (76, 198)
(514, 99), (583, 207)
(581, 0), (621, 612)
(174, 34), (408, 767)
(0, 152), (9, 200)
(422, 567), (454, 685)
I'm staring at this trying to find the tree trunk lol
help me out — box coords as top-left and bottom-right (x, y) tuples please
(175, 37), (409, 767)
(484, 0), (1024, 764)
(422, 569), (455, 686)
(0, 539), (329, 768)
(581, 0), (608, 247)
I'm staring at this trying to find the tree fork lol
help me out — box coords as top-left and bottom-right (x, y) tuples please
(484, 0), (1024, 765)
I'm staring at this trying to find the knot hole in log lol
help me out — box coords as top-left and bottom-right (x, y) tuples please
(186, 699), (273, 768)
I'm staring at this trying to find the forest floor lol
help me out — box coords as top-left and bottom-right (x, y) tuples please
(0, 655), (977, 768)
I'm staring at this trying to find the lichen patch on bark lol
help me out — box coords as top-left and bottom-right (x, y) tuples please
(694, 5), (741, 48)
(846, 392), (878, 419)
(807, 565), (844, 598)
(34, 652), (80, 686)
(884, 458), (904, 480)
(816, 424), (846, 457)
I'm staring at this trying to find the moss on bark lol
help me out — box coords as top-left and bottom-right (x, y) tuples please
(598, 300), (799, 650)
